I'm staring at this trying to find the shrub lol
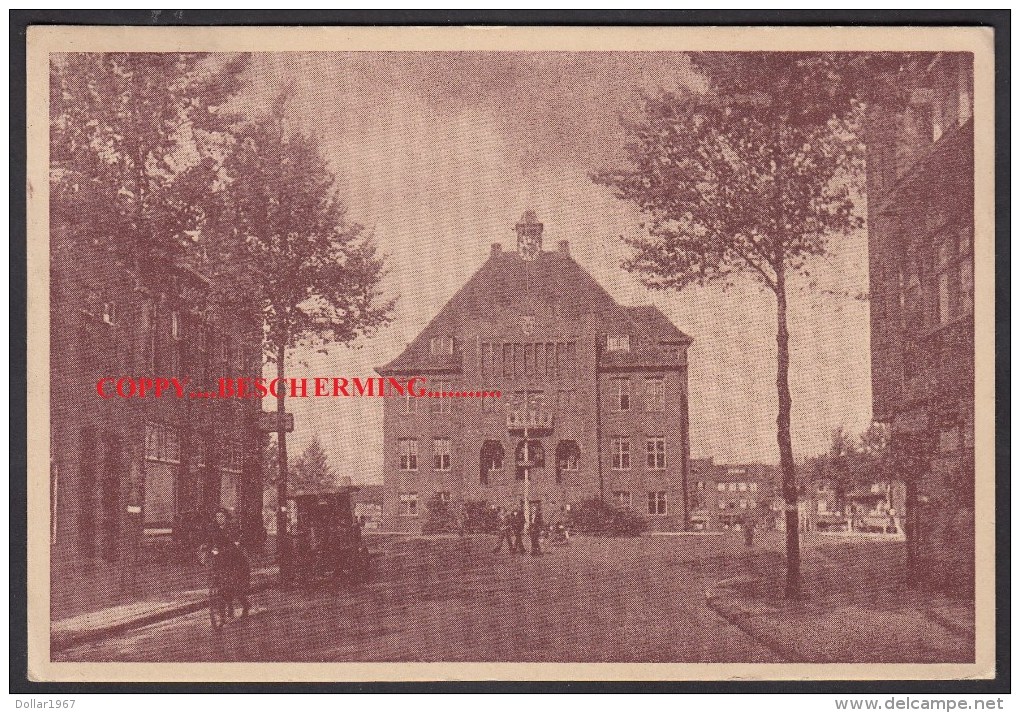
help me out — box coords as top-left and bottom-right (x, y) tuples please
(421, 494), (457, 535)
(462, 499), (499, 533)
(568, 498), (647, 537)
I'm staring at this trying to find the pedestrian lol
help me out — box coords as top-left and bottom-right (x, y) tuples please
(206, 508), (250, 617)
(743, 510), (756, 547)
(529, 507), (544, 556)
(511, 507), (526, 554)
(492, 507), (513, 553)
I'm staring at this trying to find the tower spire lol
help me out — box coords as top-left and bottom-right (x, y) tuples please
(515, 210), (543, 261)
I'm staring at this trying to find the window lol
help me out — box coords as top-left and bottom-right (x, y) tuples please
(480, 342), (493, 376)
(938, 273), (951, 325)
(431, 381), (451, 414)
(610, 437), (631, 470)
(102, 300), (117, 326)
(555, 441), (580, 483)
(613, 491), (631, 508)
(144, 423), (181, 464)
(749, 482), (759, 493)
(218, 334), (229, 364)
(718, 500), (727, 510)
(171, 311), (181, 341)
(696, 481), (705, 491)
(817, 500), (828, 514)
(398, 438), (418, 471)
(401, 391), (417, 415)
(430, 336), (454, 355)
(959, 225), (973, 316)
(610, 378), (630, 411)
(738, 482), (748, 492)
(502, 344), (514, 378)
(644, 378), (665, 412)
(717, 482), (726, 492)
(480, 441), (504, 485)
(399, 492), (419, 517)
(192, 437), (206, 469)
(648, 491), (667, 515)
(433, 438), (451, 471)
(607, 335), (631, 352)
(556, 390), (575, 413)
(646, 437), (665, 470)
(939, 427), (960, 454)
(481, 440), (504, 474)
(959, 257), (973, 315)
(223, 441), (244, 473)
(728, 482), (737, 492)
(739, 499), (748, 509)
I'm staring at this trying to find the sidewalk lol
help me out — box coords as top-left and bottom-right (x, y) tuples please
(706, 540), (975, 663)
(50, 537), (279, 652)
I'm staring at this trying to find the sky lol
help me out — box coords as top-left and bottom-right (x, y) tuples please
(240, 52), (874, 482)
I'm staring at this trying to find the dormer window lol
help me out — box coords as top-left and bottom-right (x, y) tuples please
(430, 336), (454, 356)
(607, 335), (631, 352)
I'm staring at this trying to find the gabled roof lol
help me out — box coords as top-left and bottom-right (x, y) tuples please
(377, 245), (691, 374)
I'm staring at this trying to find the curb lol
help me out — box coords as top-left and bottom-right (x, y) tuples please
(51, 573), (277, 654)
(923, 607), (975, 639)
(705, 586), (806, 663)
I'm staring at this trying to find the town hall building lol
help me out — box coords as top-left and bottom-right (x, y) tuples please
(377, 212), (693, 532)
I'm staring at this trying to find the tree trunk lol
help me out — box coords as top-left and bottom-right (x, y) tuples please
(275, 342), (292, 583)
(775, 268), (801, 599)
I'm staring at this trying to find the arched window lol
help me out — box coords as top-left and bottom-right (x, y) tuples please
(480, 440), (504, 485)
(514, 439), (545, 481)
(555, 440), (580, 484)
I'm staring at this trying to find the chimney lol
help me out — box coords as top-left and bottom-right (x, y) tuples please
(557, 240), (570, 256)
(491, 242), (502, 256)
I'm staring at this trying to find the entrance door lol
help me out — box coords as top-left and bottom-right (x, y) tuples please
(101, 435), (123, 561)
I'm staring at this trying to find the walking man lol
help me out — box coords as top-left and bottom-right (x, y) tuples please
(511, 507), (526, 554)
(492, 507), (513, 553)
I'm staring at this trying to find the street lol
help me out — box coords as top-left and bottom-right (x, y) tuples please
(56, 533), (785, 662)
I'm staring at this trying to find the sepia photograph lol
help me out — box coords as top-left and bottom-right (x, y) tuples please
(22, 22), (998, 684)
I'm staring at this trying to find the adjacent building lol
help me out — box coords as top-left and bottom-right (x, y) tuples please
(49, 220), (265, 568)
(377, 212), (693, 532)
(865, 53), (975, 592)
(688, 459), (777, 531)
(353, 484), (384, 531)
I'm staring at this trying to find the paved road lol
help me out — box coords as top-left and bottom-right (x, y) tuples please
(56, 534), (785, 662)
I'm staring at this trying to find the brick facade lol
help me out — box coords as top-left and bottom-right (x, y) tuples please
(378, 213), (693, 532)
(688, 459), (777, 531)
(49, 220), (265, 566)
(865, 53), (975, 593)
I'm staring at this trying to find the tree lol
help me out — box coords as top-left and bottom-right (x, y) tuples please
(826, 423), (895, 528)
(290, 436), (337, 494)
(50, 53), (248, 274)
(593, 53), (867, 598)
(207, 96), (394, 580)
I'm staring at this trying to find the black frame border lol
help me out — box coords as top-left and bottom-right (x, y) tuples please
(9, 8), (1010, 695)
